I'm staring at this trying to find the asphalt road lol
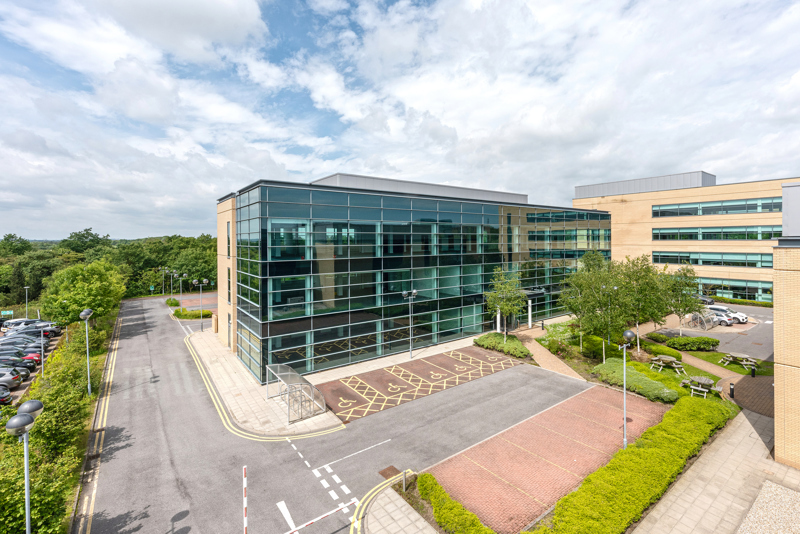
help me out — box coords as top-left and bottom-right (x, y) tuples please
(83, 298), (591, 534)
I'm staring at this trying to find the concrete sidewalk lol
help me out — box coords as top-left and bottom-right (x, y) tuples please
(516, 327), (585, 381)
(366, 487), (436, 534)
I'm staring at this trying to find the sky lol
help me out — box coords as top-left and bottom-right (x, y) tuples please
(1, 0), (799, 239)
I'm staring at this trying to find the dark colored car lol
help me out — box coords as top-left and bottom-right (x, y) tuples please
(0, 355), (35, 371)
(11, 325), (59, 338)
(0, 348), (40, 364)
(0, 385), (11, 405)
(693, 294), (715, 305)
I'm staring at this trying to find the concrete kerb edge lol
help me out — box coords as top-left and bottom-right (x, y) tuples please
(184, 332), (344, 438)
(68, 312), (122, 534)
(420, 384), (598, 473)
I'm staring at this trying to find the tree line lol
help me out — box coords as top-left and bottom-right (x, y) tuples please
(0, 229), (217, 310)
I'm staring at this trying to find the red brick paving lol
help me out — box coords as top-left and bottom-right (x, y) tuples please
(428, 386), (670, 534)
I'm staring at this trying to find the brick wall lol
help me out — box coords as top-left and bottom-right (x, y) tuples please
(774, 246), (800, 469)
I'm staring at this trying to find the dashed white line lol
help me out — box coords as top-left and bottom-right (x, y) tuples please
(325, 465), (333, 474)
(339, 502), (349, 514)
(291, 444), (297, 450)
(321, 479), (330, 488)
(304, 461), (310, 467)
(332, 475), (341, 484)
(328, 490), (339, 500)
(341, 485), (351, 495)
(313, 469), (321, 478)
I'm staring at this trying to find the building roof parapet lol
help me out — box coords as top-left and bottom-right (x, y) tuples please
(575, 171), (716, 199)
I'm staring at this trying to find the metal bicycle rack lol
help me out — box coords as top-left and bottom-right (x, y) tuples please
(266, 364), (327, 424)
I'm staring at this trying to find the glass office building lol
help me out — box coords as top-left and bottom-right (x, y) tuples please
(224, 175), (610, 382)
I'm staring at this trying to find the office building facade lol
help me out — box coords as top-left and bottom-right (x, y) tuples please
(218, 174), (610, 382)
(573, 172), (800, 303)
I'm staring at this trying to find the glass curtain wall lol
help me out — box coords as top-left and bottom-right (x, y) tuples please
(233, 185), (611, 381)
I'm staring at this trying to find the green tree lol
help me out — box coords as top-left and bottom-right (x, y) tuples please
(0, 234), (32, 257)
(41, 260), (126, 325)
(619, 255), (668, 351)
(58, 228), (111, 254)
(663, 264), (703, 335)
(484, 267), (527, 343)
(8, 261), (26, 304)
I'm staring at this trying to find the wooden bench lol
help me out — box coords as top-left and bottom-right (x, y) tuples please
(690, 386), (708, 398)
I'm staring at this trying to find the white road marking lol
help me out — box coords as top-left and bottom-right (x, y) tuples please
(339, 502), (349, 514)
(341, 485), (351, 494)
(291, 444), (297, 450)
(312, 469), (321, 478)
(325, 465), (333, 473)
(304, 461), (310, 467)
(187, 326), (193, 333)
(332, 474), (341, 483)
(315, 438), (391, 470)
(766, 321), (773, 324)
(277, 501), (296, 529)
(298, 452), (303, 459)
(328, 489), (339, 500)
(321, 479), (329, 488)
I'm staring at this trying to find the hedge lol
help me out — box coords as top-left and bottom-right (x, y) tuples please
(418, 473), (495, 534)
(474, 333), (532, 359)
(165, 297), (180, 307)
(581, 335), (624, 360)
(642, 343), (682, 361)
(666, 336), (719, 352)
(173, 308), (213, 319)
(645, 332), (669, 343)
(711, 295), (773, 308)
(529, 397), (732, 534)
(592, 359), (679, 403)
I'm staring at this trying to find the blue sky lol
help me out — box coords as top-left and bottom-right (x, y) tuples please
(0, 0), (799, 239)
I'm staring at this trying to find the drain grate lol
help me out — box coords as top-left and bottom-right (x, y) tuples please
(379, 466), (401, 479)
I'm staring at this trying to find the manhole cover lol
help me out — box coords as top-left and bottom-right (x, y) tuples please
(379, 466), (401, 479)
(752, 342), (763, 346)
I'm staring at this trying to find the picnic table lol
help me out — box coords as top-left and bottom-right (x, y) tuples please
(649, 355), (687, 375)
(719, 352), (760, 371)
(680, 375), (722, 398)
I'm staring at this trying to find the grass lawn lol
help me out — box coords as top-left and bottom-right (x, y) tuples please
(687, 351), (775, 376)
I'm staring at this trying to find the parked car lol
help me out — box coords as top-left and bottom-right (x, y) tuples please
(693, 294), (715, 305)
(0, 348), (40, 364)
(0, 355), (35, 371)
(0, 368), (22, 389)
(0, 385), (12, 405)
(1, 318), (39, 332)
(709, 310), (734, 326)
(707, 305), (748, 324)
(10, 366), (30, 380)
(10, 325), (59, 338)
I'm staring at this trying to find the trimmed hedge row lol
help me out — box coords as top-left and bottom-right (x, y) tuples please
(529, 397), (733, 534)
(173, 308), (213, 319)
(474, 333), (532, 359)
(666, 336), (719, 351)
(165, 297), (180, 306)
(646, 332), (669, 343)
(642, 342), (683, 361)
(418, 473), (495, 534)
(711, 295), (773, 308)
(593, 359), (679, 403)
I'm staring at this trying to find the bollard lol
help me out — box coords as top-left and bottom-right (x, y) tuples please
(730, 383), (734, 399)
(541, 320), (545, 330)
(751, 367), (756, 378)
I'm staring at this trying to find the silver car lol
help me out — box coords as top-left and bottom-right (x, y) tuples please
(707, 305), (748, 324)
(0, 368), (22, 389)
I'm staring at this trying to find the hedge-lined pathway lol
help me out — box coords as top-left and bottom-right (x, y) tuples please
(428, 385), (669, 534)
(633, 410), (800, 534)
(516, 327), (586, 381)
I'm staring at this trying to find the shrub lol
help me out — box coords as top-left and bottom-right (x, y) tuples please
(712, 295), (772, 308)
(165, 297), (180, 307)
(545, 339), (581, 360)
(173, 308), (213, 319)
(529, 397), (733, 534)
(474, 333), (532, 359)
(644, 344), (682, 361)
(581, 335), (624, 359)
(646, 332), (669, 343)
(592, 359), (679, 403)
(539, 322), (576, 344)
(666, 336), (719, 352)
(418, 473), (495, 534)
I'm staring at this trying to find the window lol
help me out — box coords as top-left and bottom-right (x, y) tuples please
(652, 197), (782, 217)
(227, 267), (231, 304)
(653, 251), (772, 268)
(652, 226), (782, 240)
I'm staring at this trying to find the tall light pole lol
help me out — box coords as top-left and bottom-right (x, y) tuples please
(24, 286), (30, 318)
(401, 289), (417, 359)
(619, 330), (635, 450)
(6, 399), (44, 534)
(160, 267), (166, 295)
(176, 273), (187, 308)
(170, 269), (177, 297)
(193, 279), (208, 332)
(80, 309), (93, 395)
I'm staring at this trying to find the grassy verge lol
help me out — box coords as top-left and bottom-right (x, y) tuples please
(528, 397), (737, 534)
(173, 308), (213, 319)
(687, 351), (775, 376)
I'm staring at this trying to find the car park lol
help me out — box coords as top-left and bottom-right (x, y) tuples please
(706, 305), (748, 324)
(0, 355), (35, 371)
(709, 310), (734, 326)
(0, 385), (12, 405)
(0, 368), (22, 389)
(1, 318), (40, 332)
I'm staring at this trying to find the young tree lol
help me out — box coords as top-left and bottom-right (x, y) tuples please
(484, 267), (527, 344)
(41, 260), (126, 325)
(663, 264), (703, 335)
(0, 233), (33, 257)
(58, 228), (111, 254)
(619, 255), (668, 351)
(9, 261), (26, 304)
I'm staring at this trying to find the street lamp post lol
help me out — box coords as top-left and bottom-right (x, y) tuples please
(80, 309), (94, 395)
(170, 270), (176, 297)
(6, 399), (44, 534)
(24, 286), (30, 318)
(618, 330), (636, 449)
(401, 289), (417, 359)
(39, 325), (45, 378)
(176, 273), (187, 308)
(193, 279), (208, 332)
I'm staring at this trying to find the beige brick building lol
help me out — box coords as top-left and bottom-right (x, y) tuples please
(217, 195), (237, 352)
(774, 182), (800, 469)
(573, 172), (800, 303)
